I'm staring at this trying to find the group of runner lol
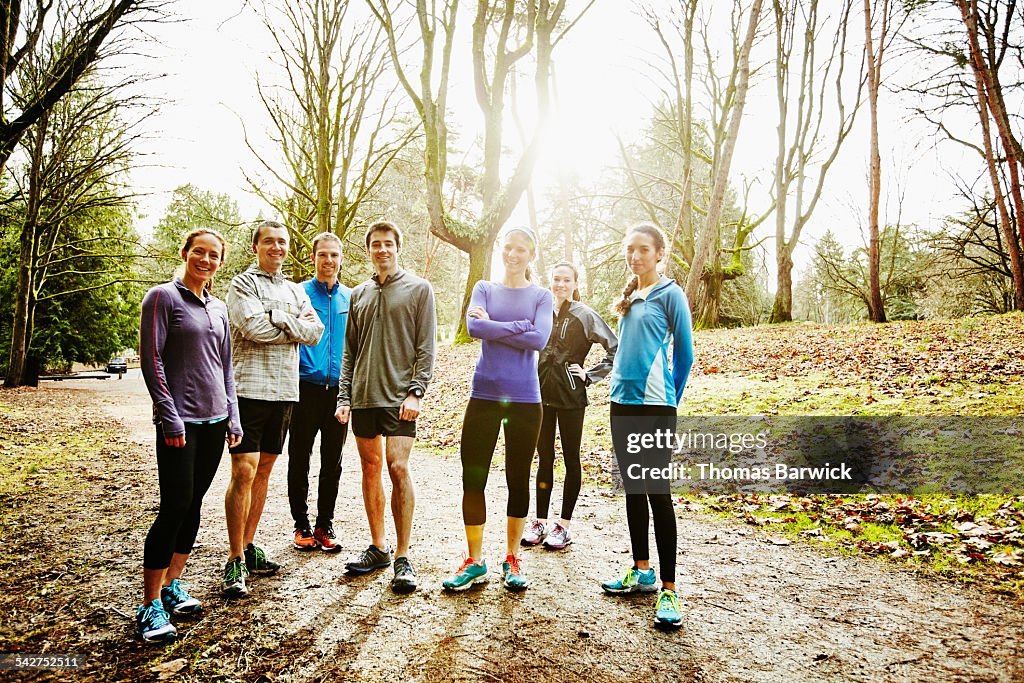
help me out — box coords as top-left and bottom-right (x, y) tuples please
(136, 218), (694, 643)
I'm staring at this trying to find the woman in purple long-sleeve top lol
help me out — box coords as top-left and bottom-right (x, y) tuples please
(442, 227), (552, 593)
(135, 228), (242, 644)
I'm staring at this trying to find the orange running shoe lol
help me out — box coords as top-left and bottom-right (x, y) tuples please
(314, 526), (342, 553)
(293, 527), (318, 551)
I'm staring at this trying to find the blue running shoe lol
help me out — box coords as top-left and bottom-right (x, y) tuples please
(161, 579), (201, 615)
(501, 554), (528, 592)
(442, 557), (488, 591)
(135, 599), (177, 644)
(601, 566), (658, 594)
(655, 589), (683, 628)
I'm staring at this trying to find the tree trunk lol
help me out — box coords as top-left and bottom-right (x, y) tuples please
(5, 224), (34, 387)
(4, 114), (47, 388)
(770, 249), (794, 323)
(453, 241), (493, 343)
(692, 268), (723, 329)
(863, 0), (887, 323)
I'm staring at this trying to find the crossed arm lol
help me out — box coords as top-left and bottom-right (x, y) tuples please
(466, 285), (552, 351)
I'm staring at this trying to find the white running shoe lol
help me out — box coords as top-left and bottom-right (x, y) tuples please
(544, 523), (573, 549)
(520, 519), (547, 546)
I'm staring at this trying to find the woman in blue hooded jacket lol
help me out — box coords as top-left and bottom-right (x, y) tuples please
(600, 223), (694, 630)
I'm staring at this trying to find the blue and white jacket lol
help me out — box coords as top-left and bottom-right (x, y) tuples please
(610, 276), (694, 407)
(298, 278), (351, 388)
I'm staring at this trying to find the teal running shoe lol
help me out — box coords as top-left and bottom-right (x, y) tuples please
(442, 557), (488, 591)
(655, 589), (683, 628)
(135, 599), (177, 644)
(501, 554), (528, 592)
(161, 578), (201, 615)
(600, 566), (658, 594)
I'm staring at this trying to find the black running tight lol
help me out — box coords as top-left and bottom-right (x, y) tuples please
(610, 401), (678, 584)
(460, 398), (543, 526)
(535, 406), (585, 520)
(143, 420), (226, 569)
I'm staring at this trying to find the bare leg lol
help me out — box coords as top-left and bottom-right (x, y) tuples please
(165, 552), (189, 583)
(506, 516), (527, 558)
(225, 452), (258, 560)
(466, 524), (485, 562)
(143, 568), (165, 604)
(356, 436), (387, 549)
(386, 436), (415, 558)
(243, 452), (278, 546)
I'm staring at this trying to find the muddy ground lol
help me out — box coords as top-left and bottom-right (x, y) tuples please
(2, 376), (1022, 682)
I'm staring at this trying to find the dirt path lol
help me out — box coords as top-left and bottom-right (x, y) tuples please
(18, 378), (1024, 682)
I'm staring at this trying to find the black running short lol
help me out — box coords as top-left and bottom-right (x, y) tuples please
(230, 398), (295, 455)
(351, 407), (416, 439)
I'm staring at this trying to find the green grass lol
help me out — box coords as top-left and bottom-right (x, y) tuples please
(687, 492), (1024, 597)
(0, 404), (110, 500)
(679, 373), (1024, 417)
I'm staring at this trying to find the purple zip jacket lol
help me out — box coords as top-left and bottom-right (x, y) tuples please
(140, 279), (242, 438)
(467, 281), (553, 403)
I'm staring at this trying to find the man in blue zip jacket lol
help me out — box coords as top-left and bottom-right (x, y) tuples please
(287, 232), (352, 553)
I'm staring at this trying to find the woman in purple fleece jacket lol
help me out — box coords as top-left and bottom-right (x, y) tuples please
(442, 227), (552, 593)
(135, 229), (242, 644)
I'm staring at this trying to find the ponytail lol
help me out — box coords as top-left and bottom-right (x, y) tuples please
(614, 275), (640, 317)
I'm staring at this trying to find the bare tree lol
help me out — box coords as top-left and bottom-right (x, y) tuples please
(951, 0), (1024, 308)
(862, 0), (901, 323)
(247, 0), (415, 278)
(638, 1), (699, 276)
(684, 0), (767, 328)
(618, 1), (770, 328)
(369, 0), (594, 341)
(0, 0), (158, 176)
(768, 0), (863, 323)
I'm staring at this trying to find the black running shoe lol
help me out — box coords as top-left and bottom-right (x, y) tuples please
(391, 556), (418, 594)
(244, 543), (281, 575)
(344, 544), (392, 575)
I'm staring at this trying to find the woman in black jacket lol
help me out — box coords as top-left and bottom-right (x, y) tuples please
(523, 261), (618, 549)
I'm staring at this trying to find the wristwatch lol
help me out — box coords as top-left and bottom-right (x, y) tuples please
(409, 387), (424, 398)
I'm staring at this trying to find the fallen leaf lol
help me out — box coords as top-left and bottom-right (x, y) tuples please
(150, 659), (187, 679)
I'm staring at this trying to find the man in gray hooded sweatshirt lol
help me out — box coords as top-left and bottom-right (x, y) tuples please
(335, 221), (436, 594)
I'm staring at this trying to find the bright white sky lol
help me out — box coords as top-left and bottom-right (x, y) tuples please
(131, 1), (978, 282)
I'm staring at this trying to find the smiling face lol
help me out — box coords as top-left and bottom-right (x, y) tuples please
(501, 231), (535, 280)
(181, 233), (224, 286)
(551, 265), (578, 303)
(312, 237), (343, 284)
(253, 225), (289, 273)
(367, 228), (400, 277)
(624, 229), (664, 281)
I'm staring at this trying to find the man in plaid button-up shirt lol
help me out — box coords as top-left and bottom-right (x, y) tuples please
(220, 221), (323, 598)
